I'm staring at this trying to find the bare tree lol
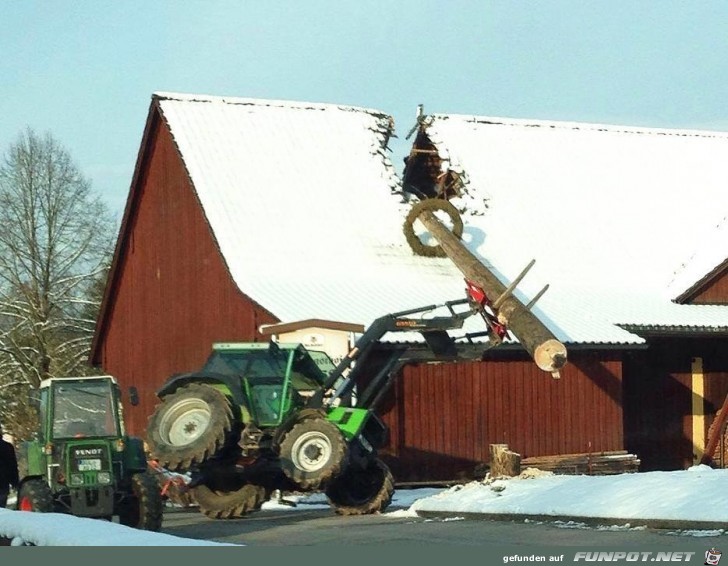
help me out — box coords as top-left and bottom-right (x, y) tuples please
(0, 128), (114, 435)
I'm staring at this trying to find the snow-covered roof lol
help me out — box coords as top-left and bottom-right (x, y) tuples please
(155, 92), (483, 340)
(153, 94), (728, 345)
(417, 113), (728, 342)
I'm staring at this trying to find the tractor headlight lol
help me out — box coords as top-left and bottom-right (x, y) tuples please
(114, 439), (125, 452)
(97, 472), (112, 485)
(70, 473), (84, 486)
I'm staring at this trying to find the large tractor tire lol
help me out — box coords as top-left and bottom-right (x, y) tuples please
(403, 198), (464, 258)
(192, 483), (268, 520)
(147, 383), (236, 472)
(118, 472), (164, 531)
(278, 417), (347, 490)
(17, 479), (54, 513)
(325, 458), (394, 515)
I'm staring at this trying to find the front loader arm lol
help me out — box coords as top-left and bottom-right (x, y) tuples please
(307, 296), (490, 410)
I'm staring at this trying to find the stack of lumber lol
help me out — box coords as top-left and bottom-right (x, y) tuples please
(521, 450), (641, 475)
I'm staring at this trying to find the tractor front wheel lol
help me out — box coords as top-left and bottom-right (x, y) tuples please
(147, 383), (236, 472)
(278, 417), (347, 490)
(17, 479), (54, 513)
(118, 472), (164, 531)
(325, 458), (394, 515)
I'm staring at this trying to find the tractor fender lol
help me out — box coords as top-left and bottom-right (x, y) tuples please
(157, 372), (246, 407)
(17, 475), (46, 492)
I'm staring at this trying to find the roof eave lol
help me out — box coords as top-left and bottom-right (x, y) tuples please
(617, 324), (728, 338)
(259, 319), (365, 336)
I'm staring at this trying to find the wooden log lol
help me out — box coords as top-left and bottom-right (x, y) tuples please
(523, 450), (629, 461)
(415, 207), (568, 375)
(523, 455), (635, 467)
(489, 443), (521, 477)
(521, 451), (641, 476)
(523, 454), (637, 465)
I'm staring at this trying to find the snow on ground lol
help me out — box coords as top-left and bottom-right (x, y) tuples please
(0, 507), (235, 546)
(1, 465), (726, 545)
(408, 465), (728, 523)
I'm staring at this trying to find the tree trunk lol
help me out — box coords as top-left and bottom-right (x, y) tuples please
(416, 208), (568, 376)
(489, 444), (521, 478)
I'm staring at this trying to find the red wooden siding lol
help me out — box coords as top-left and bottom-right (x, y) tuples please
(377, 351), (624, 482)
(98, 113), (278, 435)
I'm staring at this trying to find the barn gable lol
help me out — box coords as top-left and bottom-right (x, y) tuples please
(90, 99), (279, 432)
(685, 265), (728, 304)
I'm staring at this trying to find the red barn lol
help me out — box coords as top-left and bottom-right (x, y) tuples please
(92, 94), (728, 482)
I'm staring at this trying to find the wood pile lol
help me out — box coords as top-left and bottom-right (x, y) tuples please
(521, 450), (641, 475)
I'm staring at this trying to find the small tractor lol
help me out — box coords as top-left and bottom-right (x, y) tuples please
(16, 375), (164, 531)
(146, 292), (497, 519)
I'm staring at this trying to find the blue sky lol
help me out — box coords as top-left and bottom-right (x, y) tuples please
(3, 1), (728, 215)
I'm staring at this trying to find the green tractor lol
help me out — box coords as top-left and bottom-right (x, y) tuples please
(146, 296), (494, 519)
(16, 375), (164, 531)
(147, 341), (392, 519)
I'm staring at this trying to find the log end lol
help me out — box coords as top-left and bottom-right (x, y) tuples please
(534, 339), (568, 373)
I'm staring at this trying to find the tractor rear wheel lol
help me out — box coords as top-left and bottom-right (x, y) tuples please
(147, 383), (236, 472)
(17, 479), (54, 513)
(192, 483), (268, 520)
(278, 417), (347, 490)
(118, 472), (164, 531)
(325, 458), (394, 515)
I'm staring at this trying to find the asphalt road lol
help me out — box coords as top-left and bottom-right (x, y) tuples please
(160, 504), (726, 549)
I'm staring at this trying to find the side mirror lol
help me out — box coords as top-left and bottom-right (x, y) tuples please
(129, 386), (140, 407)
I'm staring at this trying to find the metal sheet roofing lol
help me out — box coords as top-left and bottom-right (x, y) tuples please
(156, 94), (728, 345)
(422, 113), (728, 341)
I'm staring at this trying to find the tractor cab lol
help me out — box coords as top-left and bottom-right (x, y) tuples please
(203, 342), (332, 427)
(40, 376), (124, 441)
